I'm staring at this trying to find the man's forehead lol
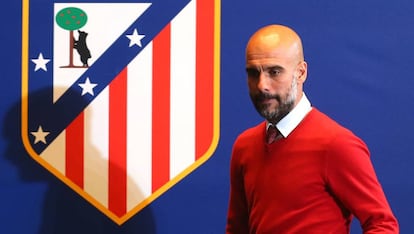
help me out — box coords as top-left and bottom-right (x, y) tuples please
(246, 38), (302, 63)
(246, 43), (293, 57)
(246, 52), (288, 65)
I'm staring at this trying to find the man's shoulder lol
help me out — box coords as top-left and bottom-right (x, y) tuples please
(234, 121), (265, 143)
(306, 108), (364, 143)
(304, 108), (355, 136)
(241, 121), (266, 135)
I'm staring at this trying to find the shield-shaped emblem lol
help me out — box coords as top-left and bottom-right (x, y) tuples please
(21, 0), (220, 224)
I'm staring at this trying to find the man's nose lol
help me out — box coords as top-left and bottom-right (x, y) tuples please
(256, 73), (270, 92)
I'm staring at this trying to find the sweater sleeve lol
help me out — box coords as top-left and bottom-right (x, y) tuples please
(226, 141), (249, 234)
(325, 131), (399, 233)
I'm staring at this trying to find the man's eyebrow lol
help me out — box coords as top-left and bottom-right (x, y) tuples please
(245, 67), (258, 72)
(245, 65), (285, 71)
(264, 65), (284, 71)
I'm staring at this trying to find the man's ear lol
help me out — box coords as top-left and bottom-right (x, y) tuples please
(297, 61), (307, 83)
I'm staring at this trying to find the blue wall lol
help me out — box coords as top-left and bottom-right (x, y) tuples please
(1, 0), (413, 233)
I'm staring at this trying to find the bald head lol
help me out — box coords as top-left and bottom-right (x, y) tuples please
(246, 25), (304, 65)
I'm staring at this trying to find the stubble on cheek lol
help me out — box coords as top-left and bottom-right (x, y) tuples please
(250, 92), (280, 120)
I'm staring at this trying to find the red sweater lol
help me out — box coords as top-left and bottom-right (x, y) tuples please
(226, 108), (398, 233)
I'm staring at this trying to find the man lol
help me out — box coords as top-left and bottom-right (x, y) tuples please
(226, 24), (399, 233)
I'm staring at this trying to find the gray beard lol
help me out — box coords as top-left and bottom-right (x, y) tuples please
(251, 76), (297, 124)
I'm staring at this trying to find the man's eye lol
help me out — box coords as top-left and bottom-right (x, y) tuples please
(268, 69), (281, 77)
(246, 69), (260, 77)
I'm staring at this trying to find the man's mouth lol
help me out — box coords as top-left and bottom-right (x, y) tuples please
(260, 98), (274, 104)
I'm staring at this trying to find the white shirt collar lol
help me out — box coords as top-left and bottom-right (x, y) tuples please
(267, 93), (312, 138)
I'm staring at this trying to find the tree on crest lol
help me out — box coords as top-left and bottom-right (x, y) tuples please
(55, 7), (88, 68)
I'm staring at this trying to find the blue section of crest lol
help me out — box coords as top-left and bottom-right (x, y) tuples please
(27, 0), (191, 153)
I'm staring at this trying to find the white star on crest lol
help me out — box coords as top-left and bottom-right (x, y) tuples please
(30, 126), (50, 144)
(78, 77), (98, 96)
(126, 28), (145, 47)
(31, 53), (51, 71)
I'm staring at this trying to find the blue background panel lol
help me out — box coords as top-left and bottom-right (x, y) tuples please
(1, 0), (413, 233)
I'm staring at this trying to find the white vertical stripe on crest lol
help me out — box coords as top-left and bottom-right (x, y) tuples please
(41, 130), (66, 174)
(169, 0), (197, 178)
(84, 88), (110, 207)
(126, 42), (154, 210)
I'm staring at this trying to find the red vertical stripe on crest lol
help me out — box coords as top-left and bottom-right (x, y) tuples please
(108, 68), (128, 216)
(195, 0), (215, 159)
(66, 112), (85, 188)
(152, 24), (171, 192)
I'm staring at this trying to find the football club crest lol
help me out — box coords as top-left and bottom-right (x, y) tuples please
(21, 0), (220, 224)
